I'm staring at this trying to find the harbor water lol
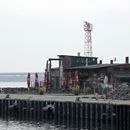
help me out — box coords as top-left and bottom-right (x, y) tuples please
(0, 118), (116, 130)
(0, 73), (43, 88)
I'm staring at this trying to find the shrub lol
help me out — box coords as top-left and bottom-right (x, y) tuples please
(84, 86), (92, 94)
(38, 86), (46, 95)
(72, 85), (80, 95)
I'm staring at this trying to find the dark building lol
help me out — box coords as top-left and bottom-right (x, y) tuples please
(46, 55), (130, 91)
(58, 55), (98, 68)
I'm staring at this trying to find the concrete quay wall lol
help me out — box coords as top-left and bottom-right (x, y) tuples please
(0, 94), (130, 129)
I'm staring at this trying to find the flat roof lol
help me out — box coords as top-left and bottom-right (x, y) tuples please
(51, 63), (130, 70)
(66, 63), (130, 70)
(57, 54), (98, 58)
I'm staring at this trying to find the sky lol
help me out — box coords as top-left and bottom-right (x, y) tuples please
(0, 0), (130, 72)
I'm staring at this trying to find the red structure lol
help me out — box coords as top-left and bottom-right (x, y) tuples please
(68, 71), (72, 89)
(75, 71), (79, 87)
(35, 72), (39, 89)
(62, 72), (66, 89)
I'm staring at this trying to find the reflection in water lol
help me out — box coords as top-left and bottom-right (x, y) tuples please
(0, 118), (118, 130)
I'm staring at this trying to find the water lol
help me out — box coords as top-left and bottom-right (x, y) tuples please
(0, 73), (43, 88)
(0, 119), (57, 130)
(0, 117), (119, 130)
(0, 119), (77, 130)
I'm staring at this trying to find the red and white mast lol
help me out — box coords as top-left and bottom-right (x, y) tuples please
(84, 21), (93, 57)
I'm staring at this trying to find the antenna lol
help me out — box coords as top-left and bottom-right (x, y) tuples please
(84, 21), (93, 57)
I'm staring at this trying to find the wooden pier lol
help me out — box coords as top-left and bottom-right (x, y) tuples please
(0, 94), (130, 129)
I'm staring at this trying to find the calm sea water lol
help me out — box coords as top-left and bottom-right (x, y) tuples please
(0, 73), (43, 88)
(0, 117), (118, 130)
(0, 119), (60, 130)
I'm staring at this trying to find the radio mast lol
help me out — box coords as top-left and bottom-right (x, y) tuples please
(84, 21), (93, 57)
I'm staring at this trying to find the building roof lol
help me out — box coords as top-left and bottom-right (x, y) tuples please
(57, 54), (98, 59)
(66, 63), (130, 70)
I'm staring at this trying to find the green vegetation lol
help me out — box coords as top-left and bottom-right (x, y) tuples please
(38, 86), (46, 95)
(72, 85), (80, 95)
(83, 86), (92, 94)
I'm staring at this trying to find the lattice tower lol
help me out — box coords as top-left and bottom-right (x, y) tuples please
(84, 21), (93, 57)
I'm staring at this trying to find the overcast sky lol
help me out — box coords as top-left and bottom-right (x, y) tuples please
(0, 0), (130, 72)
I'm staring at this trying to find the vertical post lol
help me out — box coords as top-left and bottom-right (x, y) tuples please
(48, 60), (51, 89)
(71, 102), (73, 128)
(58, 102), (60, 124)
(95, 104), (98, 129)
(62, 102), (64, 124)
(115, 105), (119, 130)
(76, 103), (78, 128)
(100, 104), (103, 130)
(119, 106), (122, 130)
(106, 104), (109, 130)
(85, 104), (88, 129)
(90, 103), (93, 129)
(80, 103), (83, 128)
(127, 106), (130, 130)
(110, 105), (114, 130)
(67, 102), (69, 127)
